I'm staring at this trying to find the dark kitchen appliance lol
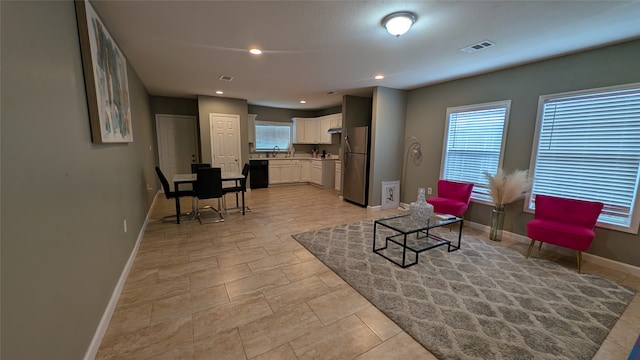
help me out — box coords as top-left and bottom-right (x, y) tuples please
(343, 126), (369, 206)
(249, 159), (269, 189)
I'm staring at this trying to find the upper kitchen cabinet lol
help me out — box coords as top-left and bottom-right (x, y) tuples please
(319, 116), (332, 144)
(326, 113), (342, 129)
(293, 113), (341, 144)
(293, 117), (310, 143)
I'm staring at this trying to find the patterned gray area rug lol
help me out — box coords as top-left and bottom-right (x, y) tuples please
(292, 221), (636, 360)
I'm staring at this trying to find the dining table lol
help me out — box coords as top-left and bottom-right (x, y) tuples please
(172, 172), (245, 224)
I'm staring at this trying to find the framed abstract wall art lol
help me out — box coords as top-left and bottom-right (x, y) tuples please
(75, 0), (133, 143)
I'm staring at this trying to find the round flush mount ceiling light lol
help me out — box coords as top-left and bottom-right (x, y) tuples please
(215, 90), (224, 95)
(374, 74), (385, 80)
(249, 48), (262, 55)
(382, 11), (417, 37)
(299, 100), (307, 104)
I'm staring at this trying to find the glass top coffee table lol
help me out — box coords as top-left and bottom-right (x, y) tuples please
(373, 213), (463, 268)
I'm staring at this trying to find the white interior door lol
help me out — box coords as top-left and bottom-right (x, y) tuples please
(209, 113), (241, 173)
(156, 114), (198, 189)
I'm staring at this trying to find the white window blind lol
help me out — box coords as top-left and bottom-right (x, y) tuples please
(442, 101), (511, 202)
(529, 84), (640, 232)
(255, 121), (291, 151)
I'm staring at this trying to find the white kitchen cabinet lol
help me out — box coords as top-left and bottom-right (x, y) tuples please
(301, 160), (311, 181)
(280, 164), (293, 183)
(269, 158), (334, 186)
(319, 116), (332, 144)
(269, 159), (304, 184)
(269, 160), (291, 185)
(328, 113), (342, 129)
(268, 162), (279, 185)
(291, 160), (301, 182)
(293, 117), (319, 144)
(269, 163), (282, 184)
(311, 161), (323, 185)
(335, 160), (342, 192)
(293, 118), (306, 143)
(311, 159), (336, 188)
(304, 119), (319, 143)
(293, 115), (340, 144)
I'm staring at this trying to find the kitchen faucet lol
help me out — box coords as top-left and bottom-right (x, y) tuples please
(273, 145), (280, 158)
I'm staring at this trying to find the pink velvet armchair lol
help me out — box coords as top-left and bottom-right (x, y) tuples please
(526, 194), (603, 273)
(426, 180), (474, 217)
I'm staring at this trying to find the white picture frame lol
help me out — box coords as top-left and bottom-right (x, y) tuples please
(381, 180), (400, 209)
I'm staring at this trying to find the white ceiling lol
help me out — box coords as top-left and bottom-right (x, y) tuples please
(91, 0), (640, 110)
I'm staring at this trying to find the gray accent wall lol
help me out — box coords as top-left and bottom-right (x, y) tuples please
(150, 96), (198, 117)
(342, 95), (372, 129)
(197, 95), (249, 166)
(405, 40), (640, 266)
(2, 1), (157, 358)
(248, 104), (316, 122)
(369, 87), (408, 206)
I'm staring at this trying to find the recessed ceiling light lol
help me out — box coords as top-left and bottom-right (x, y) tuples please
(249, 48), (262, 55)
(215, 90), (223, 95)
(374, 75), (385, 80)
(300, 100), (307, 104)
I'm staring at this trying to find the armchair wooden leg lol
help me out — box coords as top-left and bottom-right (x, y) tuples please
(538, 242), (543, 251)
(577, 251), (582, 273)
(526, 239), (536, 258)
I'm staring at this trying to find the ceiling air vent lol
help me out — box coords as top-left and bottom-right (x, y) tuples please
(460, 40), (496, 54)
(218, 75), (234, 81)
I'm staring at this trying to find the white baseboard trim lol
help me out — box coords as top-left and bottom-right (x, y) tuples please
(582, 253), (640, 278)
(83, 191), (160, 360)
(368, 203), (412, 211)
(464, 220), (640, 277)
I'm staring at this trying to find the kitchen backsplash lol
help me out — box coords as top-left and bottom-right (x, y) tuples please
(251, 143), (341, 159)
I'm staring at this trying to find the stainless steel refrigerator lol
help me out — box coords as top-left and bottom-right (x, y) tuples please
(343, 126), (369, 206)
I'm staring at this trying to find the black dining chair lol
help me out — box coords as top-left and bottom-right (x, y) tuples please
(191, 163), (211, 173)
(222, 163), (250, 215)
(194, 167), (225, 223)
(155, 166), (196, 223)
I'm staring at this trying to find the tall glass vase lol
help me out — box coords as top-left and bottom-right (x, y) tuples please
(410, 188), (434, 221)
(489, 205), (505, 241)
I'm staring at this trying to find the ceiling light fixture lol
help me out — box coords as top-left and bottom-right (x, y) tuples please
(299, 100), (307, 104)
(381, 11), (417, 37)
(215, 90), (223, 95)
(249, 48), (262, 55)
(374, 74), (385, 80)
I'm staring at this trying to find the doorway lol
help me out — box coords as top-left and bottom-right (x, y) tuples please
(156, 114), (198, 188)
(209, 113), (242, 174)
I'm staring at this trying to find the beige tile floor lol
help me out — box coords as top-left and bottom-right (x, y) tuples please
(96, 185), (640, 359)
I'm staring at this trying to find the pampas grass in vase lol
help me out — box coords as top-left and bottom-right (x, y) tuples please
(485, 169), (531, 241)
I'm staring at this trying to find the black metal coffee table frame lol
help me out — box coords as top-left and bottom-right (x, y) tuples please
(373, 214), (463, 268)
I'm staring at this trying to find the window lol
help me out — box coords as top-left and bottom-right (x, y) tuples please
(255, 121), (291, 151)
(442, 100), (511, 202)
(528, 83), (640, 233)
